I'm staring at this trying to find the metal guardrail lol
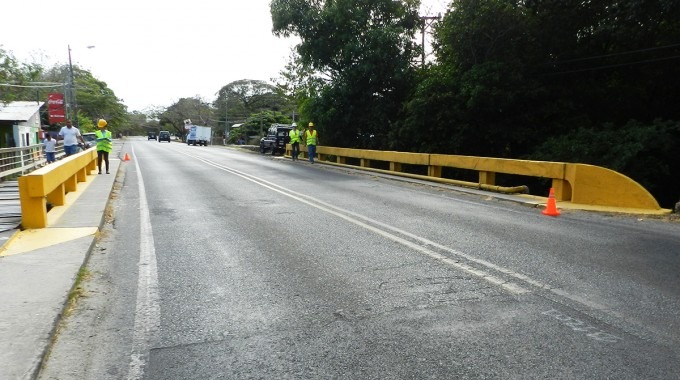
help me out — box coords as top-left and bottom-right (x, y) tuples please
(0, 144), (67, 181)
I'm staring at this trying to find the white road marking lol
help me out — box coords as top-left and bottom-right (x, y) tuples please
(127, 146), (161, 380)
(182, 152), (533, 294)
(542, 309), (622, 343)
(178, 149), (629, 341)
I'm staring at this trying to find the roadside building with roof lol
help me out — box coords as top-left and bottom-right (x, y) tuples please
(0, 101), (44, 148)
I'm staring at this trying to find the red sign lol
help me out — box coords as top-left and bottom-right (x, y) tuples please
(48, 93), (66, 124)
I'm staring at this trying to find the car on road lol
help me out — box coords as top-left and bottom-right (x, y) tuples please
(148, 132), (157, 140)
(260, 124), (292, 155)
(82, 132), (97, 149)
(158, 131), (171, 143)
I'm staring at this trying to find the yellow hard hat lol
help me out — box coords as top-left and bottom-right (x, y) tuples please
(98, 119), (107, 128)
(308, 122), (314, 127)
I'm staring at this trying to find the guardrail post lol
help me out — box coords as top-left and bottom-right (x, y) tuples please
(551, 179), (571, 201)
(360, 159), (371, 168)
(77, 167), (87, 182)
(428, 165), (442, 178)
(65, 174), (78, 193)
(337, 156), (346, 164)
(479, 171), (496, 186)
(47, 183), (66, 206)
(18, 176), (48, 229)
(390, 162), (402, 172)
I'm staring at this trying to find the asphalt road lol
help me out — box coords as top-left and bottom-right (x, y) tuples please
(39, 138), (680, 380)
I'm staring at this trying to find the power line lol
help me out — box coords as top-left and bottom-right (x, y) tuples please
(0, 82), (65, 88)
(543, 42), (680, 65)
(544, 54), (680, 75)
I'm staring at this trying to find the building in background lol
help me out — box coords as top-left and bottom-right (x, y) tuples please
(0, 101), (44, 148)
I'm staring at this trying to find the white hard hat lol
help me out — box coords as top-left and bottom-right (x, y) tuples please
(291, 123), (297, 127)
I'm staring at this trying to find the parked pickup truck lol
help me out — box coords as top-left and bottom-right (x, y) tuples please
(260, 124), (292, 155)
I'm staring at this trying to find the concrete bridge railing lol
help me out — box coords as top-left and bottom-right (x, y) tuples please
(18, 149), (97, 228)
(290, 145), (662, 211)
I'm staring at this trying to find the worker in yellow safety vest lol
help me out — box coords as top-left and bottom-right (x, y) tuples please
(303, 122), (318, 163)
(289, 123), (301, 160)
(95, 119), (113, 174)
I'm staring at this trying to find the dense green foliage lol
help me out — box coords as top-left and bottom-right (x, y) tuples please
(273, 0), (680, 208)
(0, 48), (43, 103)
(531, 119), (680, 204)
(156, 98), (214, 138)
(271, 0), (421, 148)
(215, 79), (296, 129)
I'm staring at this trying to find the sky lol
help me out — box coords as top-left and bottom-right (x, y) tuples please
(2, 0), (448, 113)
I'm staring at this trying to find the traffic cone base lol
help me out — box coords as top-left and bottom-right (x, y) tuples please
(123, 153), (131, 161)
(542, 187), (560, 217)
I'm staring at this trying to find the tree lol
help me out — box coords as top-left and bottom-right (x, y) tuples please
(215, 79), (295, 130)
(402, 0), (680, 157)
(71, 68), (128, 132)
(0, 48), (44, 103)
(271, 0), (421, 148)
(407, 0), (680, 206)
(37, 63), (128, 132)
(231, 110), (292, 144)
(419, 0), (546, 157)
(2, 48), (137, 137)
(158, 97), (216, 139)
(125, 111), (155, 136)
(530, 119), (680, 208)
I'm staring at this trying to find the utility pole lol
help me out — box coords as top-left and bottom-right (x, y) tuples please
(225, 92), (229, 138)
(224, 91), (229, 144)
(66, 45), (94, 127)
(420, 14), (441, 68)
(67, 45), (76, 126)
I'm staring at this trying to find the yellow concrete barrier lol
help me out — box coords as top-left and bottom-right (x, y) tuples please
(287, 145), (663, 211)
(18, 149), (97, 228)
(564, 163), (660, 209)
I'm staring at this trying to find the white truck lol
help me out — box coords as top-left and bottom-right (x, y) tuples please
(186, 125), (212, 146)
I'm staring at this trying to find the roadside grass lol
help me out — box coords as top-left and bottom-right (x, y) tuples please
(64, 267), (91, 318)
(43, 266), (93, 367)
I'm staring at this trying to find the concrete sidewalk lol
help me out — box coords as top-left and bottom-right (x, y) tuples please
(0, 155), (122, 380)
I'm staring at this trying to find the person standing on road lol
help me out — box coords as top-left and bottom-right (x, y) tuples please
(304, 122), (318, 164)
(58, 120), (85, 156)
(289, 123), (301, 160)
(95, 119), (113, 174)
(43, 133), (57, 164)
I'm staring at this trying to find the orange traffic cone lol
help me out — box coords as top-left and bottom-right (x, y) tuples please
(542, 188), (560, 217)
(123, 153), (131, 161)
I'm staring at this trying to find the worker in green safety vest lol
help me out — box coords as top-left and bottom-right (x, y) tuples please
(304, 122), (318, 164)
(289, 123), (301, 160)
(95, 119), (113, 174)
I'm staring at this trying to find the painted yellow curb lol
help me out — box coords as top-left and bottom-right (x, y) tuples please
(0, 227), (98, 257)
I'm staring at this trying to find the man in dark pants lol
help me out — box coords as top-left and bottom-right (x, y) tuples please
(95, 119), (113, 174)
(289, 123), (301, 160)
(303, 122), (318, 163)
